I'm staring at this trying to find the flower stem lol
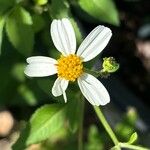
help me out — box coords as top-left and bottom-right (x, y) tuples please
(84, 68), (110, 78)
(78, 97), (85, 150)
(93, 106), (119, 146)
(119, 143), (150, 150)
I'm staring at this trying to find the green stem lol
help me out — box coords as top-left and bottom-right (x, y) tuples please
(120, 143), (150, 150)
(93, 106), (119, 146)
(84, 68), (110, 78)
(84, 68), (100, 77)
(78, 97), (85, 150)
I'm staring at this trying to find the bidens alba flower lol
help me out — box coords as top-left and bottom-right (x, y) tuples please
(24, 18), (112, 106)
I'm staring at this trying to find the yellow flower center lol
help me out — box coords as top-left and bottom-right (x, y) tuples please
(57, 54), (83, 82)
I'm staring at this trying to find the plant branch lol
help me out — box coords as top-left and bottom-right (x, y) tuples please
(119, 143), (150, 150)
(93, 106), (119, 146)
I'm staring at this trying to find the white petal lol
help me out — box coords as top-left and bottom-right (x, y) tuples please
(62, 91), (67, 103)
(77, 26), (112, 62)
(52, 78), (69, 103)
(77, 73), (110, 106)
(50, 18), (76, 56)
(27, 56), (57, 64)
(24, 63), (57, 77)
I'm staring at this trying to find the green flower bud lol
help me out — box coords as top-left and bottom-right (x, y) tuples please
(34, 0), (48, 6)
(102, 57), (119, 73)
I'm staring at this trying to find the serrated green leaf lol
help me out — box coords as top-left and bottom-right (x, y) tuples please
(26, 104), (66, 145)
(128, 132), (138, 144)
(78, 0), (120, 26)
(6, 6), (34, 56)
(0, 17), (5, 54)
(13, 104), (66, 149)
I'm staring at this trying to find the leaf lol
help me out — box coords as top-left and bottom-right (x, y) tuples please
(0, 17), (5, 54)
(78, 0), (120, 26)
(32, 14), (45, 33)
(128, 132), (138, 144)
(13, 104), (66, 149)
(50, 0), (69, 19)
(26, 104), (66, 145)
(0, 0), (15, 15)
(6, 6), (34, 56)
(115, 108), (138, 141)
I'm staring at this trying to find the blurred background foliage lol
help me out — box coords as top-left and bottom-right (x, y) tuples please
(0, 0), (150, 149)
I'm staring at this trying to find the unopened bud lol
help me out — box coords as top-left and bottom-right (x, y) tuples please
(102, 57), (119, 73)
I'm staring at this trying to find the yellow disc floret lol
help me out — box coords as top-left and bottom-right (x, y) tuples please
(57, 54), (83, 82)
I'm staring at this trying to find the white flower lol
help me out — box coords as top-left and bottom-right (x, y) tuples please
(24, 18), (112, 106)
